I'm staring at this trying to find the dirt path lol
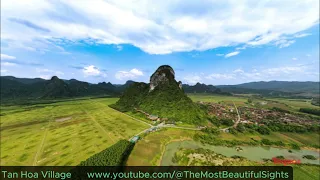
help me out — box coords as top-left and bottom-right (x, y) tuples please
(129, 128), (152, 140)
(92, 100), (153, 127)
(32, 112), (52, 165)
(232, 101), (241, 128)
(79, 101), (116, 143)
(111, 108), (153, 127)
(162, 125), (201, 131)
(220, 101), (241, 131)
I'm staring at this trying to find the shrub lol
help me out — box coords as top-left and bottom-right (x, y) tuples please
(299, 108), (320, 116)
(257, 125), (271, 135)
(79, 140), (134, 166)
(302, 155), (317, 160)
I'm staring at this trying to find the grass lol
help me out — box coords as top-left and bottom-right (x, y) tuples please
(187, 94), (248, 106)
(126, 128), (196, 166)
(267, 98), (316, 110)
(219, 131), (320, 148)
(293, 165), (320, 180)
(0, 97), (149, 166)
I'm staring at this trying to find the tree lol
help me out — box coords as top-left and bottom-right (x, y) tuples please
(257, 125), (271, 135)
(236, 124), (246, 133)
(261, 138), (272, 145)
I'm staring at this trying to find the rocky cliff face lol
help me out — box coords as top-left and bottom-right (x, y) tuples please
(149, 65), (181, 91)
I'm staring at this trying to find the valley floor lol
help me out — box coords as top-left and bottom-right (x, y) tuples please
(0, 97), (149, 166)
(1, 95), (319, 180)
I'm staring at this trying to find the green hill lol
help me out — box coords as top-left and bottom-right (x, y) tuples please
(110, 65), (207, 124)
(0, 76), (119, 101)
(217, 81), (319, 98)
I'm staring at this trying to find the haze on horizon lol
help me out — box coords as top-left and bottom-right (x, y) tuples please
(1, 0), (319, 85)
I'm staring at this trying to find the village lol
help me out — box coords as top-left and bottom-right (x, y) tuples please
(202, 101), (317, 126)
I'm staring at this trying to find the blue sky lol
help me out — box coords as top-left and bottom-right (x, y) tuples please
(1, 0), (319, 85)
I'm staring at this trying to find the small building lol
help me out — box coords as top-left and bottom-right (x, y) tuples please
(148, 115), (159, 121)
(130, 136), (140, 143)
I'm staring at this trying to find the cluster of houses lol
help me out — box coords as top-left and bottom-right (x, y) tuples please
(134, 108), (168, 122)
(238, 106), (315, 125)
(203, 102), (238, 120)
(203, 102), (315, 126)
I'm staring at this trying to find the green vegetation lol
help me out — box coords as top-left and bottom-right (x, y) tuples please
(311, 98), (320, 106)
(79, 140), (134, 166)
(261, 120), (319, 133)
(0, 98), (149, 166)
(218, 81), (319, 98)
(171, 148), (253, 166)
(1, 76), (121, 102)
(127, 128), (196, 166)
(299, 108), (320, 116)
(111, 66), (207, 124)
(220, 118), (234, 126)
(290, 143), (301, 150)
(188, 94), (248, 106)
(302, 155), (317, 160)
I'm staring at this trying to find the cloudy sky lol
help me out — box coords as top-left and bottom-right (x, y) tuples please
(1, 0), (319, 85)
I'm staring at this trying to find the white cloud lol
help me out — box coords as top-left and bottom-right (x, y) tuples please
(292, 57), (298, 60)
(36, 68), (64, 75)
(216, 54), (224, 56)
(83, 65), (106, 77)
(233, 68), (244, 74)
(225, 51), (240, 58)
(206, 73), (235, 80)
(236, 46), (246, 50)
(115, 68), (143, 80)
(39, 75), (51, 80)
(274, 39), (296, 48)
(184, 75), (201, 84)
(294, 33), (312, 38)
(1, 53), (16, 60)
(1, 62), (16, 66)
(203, 62), (318, 84)
(1, 69), (8, 74)
(115, 45), (123, 51)
(1, 0), (319, 54)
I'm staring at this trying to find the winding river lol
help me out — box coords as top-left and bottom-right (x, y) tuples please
(161, 141), (320, 166)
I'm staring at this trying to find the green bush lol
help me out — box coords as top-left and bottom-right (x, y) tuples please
(261, 138), (272, 145)
(79, 140), (134, 166)
(302, 155), (317, 160)
(257, 125), (271, 135)
(299, 108), (320, 116)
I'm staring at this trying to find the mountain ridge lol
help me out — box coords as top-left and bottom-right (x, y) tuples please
(1, 76), (318, 100)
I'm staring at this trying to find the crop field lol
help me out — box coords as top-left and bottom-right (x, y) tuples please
(127, 128), (196, 166)
(219, 132), (320, 147)
(266, 98), (317, 110)
(187, 94), (248, 106)
(0, 98), (149, 166)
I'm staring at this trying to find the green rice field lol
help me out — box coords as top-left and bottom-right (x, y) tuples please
(0, 98), (149, 166)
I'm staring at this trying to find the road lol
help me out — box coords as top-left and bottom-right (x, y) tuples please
(232, 101), (241, 128)
(109, 107), (153, 127)
(220, 101), (241, 132)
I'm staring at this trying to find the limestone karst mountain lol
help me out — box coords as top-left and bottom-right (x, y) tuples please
(110, 65), (207, 124)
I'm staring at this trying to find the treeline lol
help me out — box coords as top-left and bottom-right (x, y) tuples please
(261, 120), (320, 133)
(78, 140), (134, 166)
(299, 108), (320, 116)
(208, 116), (234, 127)
(194, 132), (305, 149)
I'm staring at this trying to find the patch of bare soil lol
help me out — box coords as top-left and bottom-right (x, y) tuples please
(55, 117), (72, 122)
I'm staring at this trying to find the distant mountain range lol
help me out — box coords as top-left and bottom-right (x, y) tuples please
(0, 76), (120, 101)
(217, 81), (319, 97)
(1, 76), (318, 101)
